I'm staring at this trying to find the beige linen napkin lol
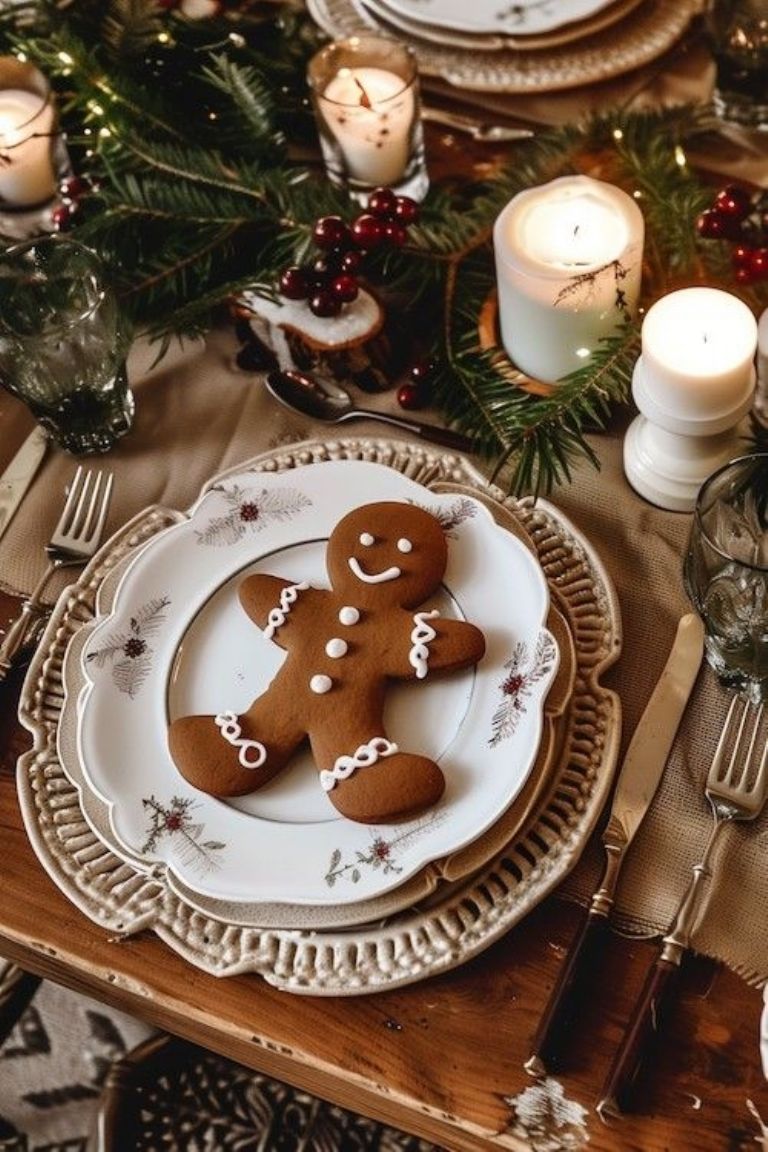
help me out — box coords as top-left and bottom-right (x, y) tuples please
(0, 330), (765, 984)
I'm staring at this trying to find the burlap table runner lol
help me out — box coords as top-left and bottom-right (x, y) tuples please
(0, 328), (765, 986)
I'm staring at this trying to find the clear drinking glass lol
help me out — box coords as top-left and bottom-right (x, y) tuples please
(684, 454), (768, 701)
(307, 35), (429, 202)
(706, 0), (768, 131)
(0, 235), (133, 454)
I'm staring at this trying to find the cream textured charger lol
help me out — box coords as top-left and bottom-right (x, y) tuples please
(492, 175), (644, 384)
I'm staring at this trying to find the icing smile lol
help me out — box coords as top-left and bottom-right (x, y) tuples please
(348, 556), (402, 584)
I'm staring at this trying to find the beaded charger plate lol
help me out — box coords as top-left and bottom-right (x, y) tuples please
(17, 439), (621, 995)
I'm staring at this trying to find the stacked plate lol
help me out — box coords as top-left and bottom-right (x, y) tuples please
(307, 0), (702, 94)
(18, 441), (622, 993)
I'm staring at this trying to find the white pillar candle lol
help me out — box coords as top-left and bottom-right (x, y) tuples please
(637, 287), (757, 423)
(493, 175), (644, 384)
(0, 86), (56, 207)
(624, 287), (758, 512)
(320, 64), (414, 187)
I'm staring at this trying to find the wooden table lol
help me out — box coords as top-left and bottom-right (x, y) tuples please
(1, 61), (767, 1151)
(0, 543), (766, 1152)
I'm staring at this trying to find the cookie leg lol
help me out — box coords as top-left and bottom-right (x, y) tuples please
(168, 694), (305, 798)
(310, 727), (445, 824)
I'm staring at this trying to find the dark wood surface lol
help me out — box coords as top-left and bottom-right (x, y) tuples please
(0, 589), (766, 1152)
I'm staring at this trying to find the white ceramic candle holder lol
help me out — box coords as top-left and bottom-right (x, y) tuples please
(493, 175), (644, 385)
(307, 35), (428, 203)
(624, 287), (758, 513)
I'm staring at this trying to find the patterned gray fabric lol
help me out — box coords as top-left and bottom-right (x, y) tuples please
(0, 970), (443, 1152)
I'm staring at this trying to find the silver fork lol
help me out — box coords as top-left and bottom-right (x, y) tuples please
(598, 695), (768, 1117)
(0, 466), (113, 681)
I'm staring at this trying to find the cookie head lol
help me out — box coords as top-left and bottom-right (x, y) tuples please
(326, 501), (448, 609)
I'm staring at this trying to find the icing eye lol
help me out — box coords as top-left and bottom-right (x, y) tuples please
(397, 538), (413, 554)
(359, 532), (375, 547)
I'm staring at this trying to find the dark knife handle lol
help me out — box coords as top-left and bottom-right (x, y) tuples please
(525, 907), (610, 1076)
(597, 954), (681, 1117)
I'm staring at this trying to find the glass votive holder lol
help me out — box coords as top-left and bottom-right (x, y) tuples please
(706, 0), (768, 131)
(0, 55), (72, 240)
(307, 35), (429, 203)
(0, 235), (134, 455)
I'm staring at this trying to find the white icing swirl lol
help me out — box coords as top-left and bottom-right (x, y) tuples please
(409, 609), (440, 680)
(262, 581), (309, 640)
(349, 556), (401, 584)
(319, 737), (398, 792)
(214, 710), (267, 770)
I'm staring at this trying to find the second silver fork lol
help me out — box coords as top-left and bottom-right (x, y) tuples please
(0, 466), (113, 681)
(598, 695), (768, 1116)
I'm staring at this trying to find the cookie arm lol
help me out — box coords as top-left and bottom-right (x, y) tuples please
(239, 573), (311, 637)
(386, 611), (485, 680)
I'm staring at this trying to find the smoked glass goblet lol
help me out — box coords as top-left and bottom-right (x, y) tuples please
(684, 454), (768, 701)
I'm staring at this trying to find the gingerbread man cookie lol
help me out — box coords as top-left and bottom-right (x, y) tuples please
(168, 501), (486, 824)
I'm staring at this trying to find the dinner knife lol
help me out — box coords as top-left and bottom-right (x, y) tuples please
(524, 612), (705, 1077)
(0, 426), (47, 545)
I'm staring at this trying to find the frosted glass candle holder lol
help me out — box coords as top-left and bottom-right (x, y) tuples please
(493, 175), (644, 385)
(307, 35), (428, 203)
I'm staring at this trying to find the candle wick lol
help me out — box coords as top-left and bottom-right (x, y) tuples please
(353, 77), (372, 109)
(573, 225), (580, 238)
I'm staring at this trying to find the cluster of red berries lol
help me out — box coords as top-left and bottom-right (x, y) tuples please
(696, 184), (768, 285)
(51, 175), (94, 232)
(278, 187), (419, 319)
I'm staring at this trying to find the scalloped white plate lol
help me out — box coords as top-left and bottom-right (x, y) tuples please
(377, 0), (615, 37)
(73, 460), (557, 908)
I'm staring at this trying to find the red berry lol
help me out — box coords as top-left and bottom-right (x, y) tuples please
(313, 215), (351, 251)
(339, 249), (362, 273)
(279, 265), (309, 300)
(51, 202), (73, 231)
(330, 273), (359, 303)
(696, 209), (743, 241)
(749, 247), (768, 279)
(397, 382), (423, 410)
(367, 187), (398, 219)
(309, 290), (341, 317)
(351, 213), (385, 248)
(734, 266), (755, 285)
(732, 243), (754, 270)
(394, 196), (419, 225)
(383, 220), (407, 247)
(59, 175), (90, 200)
(714, 184), (753, 220)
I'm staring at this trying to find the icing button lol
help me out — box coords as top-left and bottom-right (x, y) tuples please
(338, 606), (360, 626)
(326, 638), (348, 658)
(310, 673), (333, 694)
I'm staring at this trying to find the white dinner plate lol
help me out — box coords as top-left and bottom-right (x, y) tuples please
(378, 0), (615, 36)
(360, 0), (643, 51)
(72, 460), (557, 908)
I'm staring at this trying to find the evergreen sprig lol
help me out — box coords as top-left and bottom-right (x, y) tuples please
(0, 1), (765, 495)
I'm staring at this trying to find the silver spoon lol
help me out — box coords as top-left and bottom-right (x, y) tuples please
(266, 369), (475, 453)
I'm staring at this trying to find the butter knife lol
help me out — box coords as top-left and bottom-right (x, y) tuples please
(0, 426), (47, 544)
(525, 613), (705, 1077)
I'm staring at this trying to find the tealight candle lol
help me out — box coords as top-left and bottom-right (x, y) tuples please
(308, 36), (428, 202)
(624, 287), (758, 512)
(0, 58), (57, 208)
(493, 175), (644, 384)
